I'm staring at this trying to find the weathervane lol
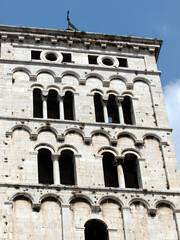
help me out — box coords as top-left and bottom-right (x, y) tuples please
(67, 10), (79, 31)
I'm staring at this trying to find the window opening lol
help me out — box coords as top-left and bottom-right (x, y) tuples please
(107, 95), (120, 123)
(102, 58), (113, 66)
(85, 219), (109, 240)
(62, 53), (71, 62)
(64, 91), (74, 120)
(59, 150), (75, 185)
(122, 154), (139, 188)
(38, 149), (53, 184)
(45, 53), (57, 61)
(122, 96), (133, 124)
(88, 55), (98, 64)
(33, 88), (43, 118)
(94, 93), (104, 122)
(47, 90), (60, 119)
(31, 50), (41, 60)
(102, 152), (118, 187)
(118, 58), (128, 67)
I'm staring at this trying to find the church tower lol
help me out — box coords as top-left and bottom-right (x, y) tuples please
(0, 25), (179, 239)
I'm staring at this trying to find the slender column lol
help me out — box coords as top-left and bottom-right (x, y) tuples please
(59, 96), (64, 120)
(61, 204), (72, 240)
(73, 154), (82, 186)
(122, 206), (134, 240)
(117, 101), (124, 124)
(102, 100), (108, 123)
(42, 96), (48, 119)
(52, 154), (60, 185)
(116, 157), (125, 188)
(174, 210), (180, 240)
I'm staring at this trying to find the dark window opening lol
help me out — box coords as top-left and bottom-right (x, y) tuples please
(38, 149), (53, 184)
(102, 58), (114, 66)
(122, 96), (133, 124)
(107, 95), (120, 123)
(62, 53), (71, 63)
(118, 58), (128, 67)
(88, 55), (98, 64)
(47, 90), (60, 119)
(31, 50), (41, 60)
(64, 91), (74, 120)
(94, 93), (104, 122)
(122, 154), (139, 188)
(102, 152), (118, 187)
(33, 88), (43, 118)
(85, 219), (109, 240)
(59, 150), (75, 185)
(46, 53), (57, 61)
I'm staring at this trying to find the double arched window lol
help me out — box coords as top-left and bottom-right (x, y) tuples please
(33, 88), (74, 120)
(102, 152), (140, 189)
(94, 93), (134, 124)
(37, 148), (75, 185)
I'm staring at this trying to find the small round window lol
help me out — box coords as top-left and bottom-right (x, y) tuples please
(97, 55), (119, 67)
(45, 53), (57, 61)
(102, 58), (114, 66)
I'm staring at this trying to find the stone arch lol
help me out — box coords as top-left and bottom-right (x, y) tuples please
(106, 89), (119, 95)
(129, 198), (150, 209)
(12, 67), (31, 76)
(46, 84), (60, 92)
(36, 126), (58, 139)
(30, 83), (44, 90)
(98, 146), (119, 156)
(65, 128), (85, 140)
(39, 194), (62, 205)
(133, 77), (151, 85)
(57, 144), (79, 155)
(99, 196), (124, 207)
(121, 148), (141, 157)
(121, 91), (134, 96)
(109, 75), (127, 91)
(61, 70), (80, 80)
(37, 69), (56, 78)
(62, 86), (76, 93)
(117, 132), (136, 148)
(11, 193), (34, 205)
(12, 70), (30, 83)
(34, 143), (56, 154)
(90, 88), (104, 94)
(143, 133), (162, 142)
(69, 196), (93, 207)
(86, 73), (104, 82)
(11, 125), (32, 137)
(155, 200), (176, 209)
(91, 130), (111, 141)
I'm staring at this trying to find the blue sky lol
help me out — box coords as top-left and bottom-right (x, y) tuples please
(1, 0), (180, 166)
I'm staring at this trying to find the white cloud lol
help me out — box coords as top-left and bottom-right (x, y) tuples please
(163, 79), (180, 169)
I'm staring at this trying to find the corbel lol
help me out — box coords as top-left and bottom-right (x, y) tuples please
(1, 35), (8, 41)
(103, 81), (109, 87)
(18, 36), (25, 42)
(51, 38), (57, 44)
(54, 76), (62, 82)
(126, 82), (133, 90)
(101, 43), (107, 49)
(68, 40), (73, 46)
(79, 78), (86, 85)
(149, 47), (155, 53)
(92, 205), (101, 213)
(133, 46), (139, 52)
(84, 137), (92, 144)
(35, 37), (41, 43)
(148, 208), (157, 216)
(30, 75), (37, 81)
(6, 131), (12, 137)
(30, 134), (38, 141)
(110, 138), (117, 145)
(135, 140), (144, 146)
(117, 44), (123, 50)
(84, 41), (90, 48)
(57, 135), (65, 141)
(32, 203), (41, 211)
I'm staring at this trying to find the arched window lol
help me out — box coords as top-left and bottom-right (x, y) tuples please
(84, 219), (109, 240)
(63, 91), (74, 120)
(47, 90), (59, 119)
(107, 95), (119, 123)
(102, 152), (118, 187)
(38, 149), (53, 184)
(33, 88), (43, 118)
(122, 153), (139, 188)
(94, 93), (104, 122)
(122, 96), (134, 124)
(59, 150), (75, 185)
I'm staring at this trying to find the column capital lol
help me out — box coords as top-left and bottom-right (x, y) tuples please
(51, 154), (59, 161)
(116, 96), (124, 103)
(42, 90), (48, 97)
(115, 156), (124, 165)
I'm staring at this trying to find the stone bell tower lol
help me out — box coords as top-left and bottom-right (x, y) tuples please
(0, 25), (179, 240)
